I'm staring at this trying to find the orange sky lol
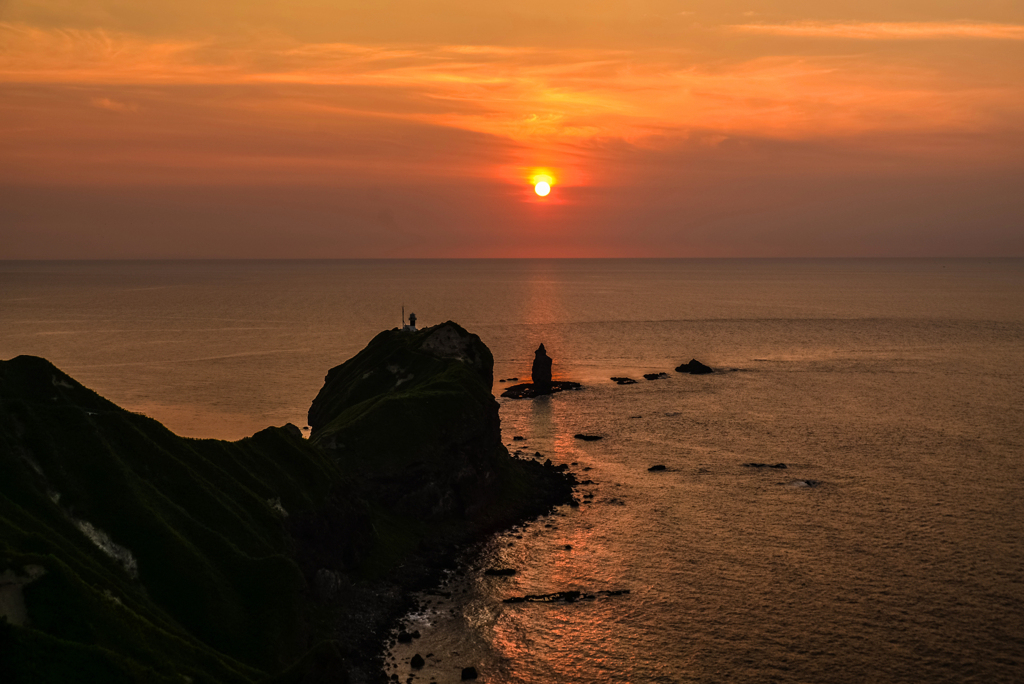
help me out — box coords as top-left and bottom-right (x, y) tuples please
(2, 1), (1022, 257)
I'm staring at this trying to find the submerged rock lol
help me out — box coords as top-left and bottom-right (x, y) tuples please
(501, 380), (582, 398)
(574, 434), (602, 441)
(502, 588), (630, 604)
(611, 377), (638, 385)
(644, 372), (670, 380)
(503, 590), (582, 604)
(786, 479), (822, 488)
(648, 464), (667, 472)
(743, 462), (787, 469)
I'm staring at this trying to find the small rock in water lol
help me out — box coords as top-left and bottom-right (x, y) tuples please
(743, 462), (787, 469)
(502, 588), (628, 604)
(503, 590), (582, 604)
(513, 435), (525, 441)
(397, 631), (413, 643)
(648, 465), (667, 472)
(574, 434), (602, 441)
(644, 372), (670, 380)
(610, 376), (637, 385)
(411, 654), (425, 669)
(484, 568), (517, 576)
(676, 358), (713, 374)
(461, 666), (479, 680)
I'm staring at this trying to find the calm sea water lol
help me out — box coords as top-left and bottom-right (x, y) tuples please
(2, 259), (1023, 682)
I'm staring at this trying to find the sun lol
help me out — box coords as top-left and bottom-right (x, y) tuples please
(532, 174), (553, 197)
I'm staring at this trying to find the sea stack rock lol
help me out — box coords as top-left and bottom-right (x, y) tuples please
(501, 344), (582, 399)
(532, 344), (553, 393)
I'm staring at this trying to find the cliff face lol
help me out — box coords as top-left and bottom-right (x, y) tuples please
(309, 322), (512, 521)
(0, 323), (573, 683)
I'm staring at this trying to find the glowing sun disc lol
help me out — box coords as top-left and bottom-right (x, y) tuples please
(534, 181), (551, 196)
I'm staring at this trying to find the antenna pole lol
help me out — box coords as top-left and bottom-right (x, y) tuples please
(402, 304), (405, 328)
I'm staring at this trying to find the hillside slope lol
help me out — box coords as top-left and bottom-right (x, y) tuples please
(0, 322), (573, 683)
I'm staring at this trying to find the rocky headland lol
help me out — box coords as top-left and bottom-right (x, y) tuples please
(0, 322), (574, 683)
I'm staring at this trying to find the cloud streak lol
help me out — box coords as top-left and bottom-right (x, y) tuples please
(3, 21), (1020, 146)
(728, 21), (1024, 41)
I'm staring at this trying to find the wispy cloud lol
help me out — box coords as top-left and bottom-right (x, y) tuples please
(90, 97), (138, 112)
(728, 21), (1024, 41)
(3, 21), (1019, 144)
(2, 20), (1022, 188)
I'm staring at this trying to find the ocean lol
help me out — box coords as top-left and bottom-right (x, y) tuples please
(2, 259), (1023, 682)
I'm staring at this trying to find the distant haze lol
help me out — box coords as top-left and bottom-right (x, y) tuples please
(2, 1), (1023, 258)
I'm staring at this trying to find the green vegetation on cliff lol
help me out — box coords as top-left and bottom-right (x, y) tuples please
(0, 322), (573, 683)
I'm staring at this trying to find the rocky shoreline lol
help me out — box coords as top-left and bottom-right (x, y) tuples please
(0, 322), (575, 683)
(325, 456), (577, 683)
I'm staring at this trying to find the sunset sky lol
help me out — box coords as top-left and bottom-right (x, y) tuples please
(2, 0), (1022, 258)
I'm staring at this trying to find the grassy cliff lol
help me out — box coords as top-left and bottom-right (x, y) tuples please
(0, 322), (573, 683)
